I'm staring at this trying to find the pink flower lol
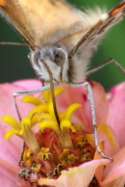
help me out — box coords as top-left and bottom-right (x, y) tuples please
(0, 79), (125, 187)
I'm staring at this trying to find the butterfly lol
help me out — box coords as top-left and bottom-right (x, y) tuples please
(0, 0), (125, 84)
(0, 0), (125, 159)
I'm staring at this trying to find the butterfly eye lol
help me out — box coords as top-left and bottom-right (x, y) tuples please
(54, 51), (62, 64)
(53, 47), (67, 66)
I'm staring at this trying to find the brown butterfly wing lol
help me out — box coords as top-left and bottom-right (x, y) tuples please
(0, 0), (85, 49)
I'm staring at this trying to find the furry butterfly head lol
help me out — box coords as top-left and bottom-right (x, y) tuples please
(30, 44), (69, 82)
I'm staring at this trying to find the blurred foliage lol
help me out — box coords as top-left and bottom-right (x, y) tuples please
(0, 0), (125, 90)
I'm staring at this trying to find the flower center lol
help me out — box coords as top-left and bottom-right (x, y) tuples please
(3, 86), (117, 186)
(19, 130), (94, 183)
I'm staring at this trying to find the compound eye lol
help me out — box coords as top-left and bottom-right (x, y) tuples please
(53, 48), (67, 66)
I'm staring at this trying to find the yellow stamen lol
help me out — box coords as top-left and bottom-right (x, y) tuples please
(59, 103), (80, 133)
(5, 129), (21, 140)
(23, 149), (32, 161)
(3, 116), (39, 153)
(40, 120), (59, 133)
(37, 148), (51, 161)
(65, 104), (81, 120)
(86, 134), (95, 147)
(20, 118), (40, 152)
(43, 87), (64, 101)
(23, 96), (42, 105)
(3, 116), (20, 130)
(60, 120), (76, 133)
(29, 105), (48, 118)
(23, 149), (33, 167)
(31, 113), (50, 124)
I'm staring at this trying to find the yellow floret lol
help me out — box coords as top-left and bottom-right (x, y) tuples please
(3, 116), (39, 153)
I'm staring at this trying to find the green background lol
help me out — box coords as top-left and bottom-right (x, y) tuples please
(0, 0), (125, 90)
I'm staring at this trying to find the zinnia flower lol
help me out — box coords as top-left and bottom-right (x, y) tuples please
(0, 79), (125, 187)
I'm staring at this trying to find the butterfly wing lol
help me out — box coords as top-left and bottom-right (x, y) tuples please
(0, 0), (112, 51)
(64, 2), (125, 83)
(0, 0), (87, 49)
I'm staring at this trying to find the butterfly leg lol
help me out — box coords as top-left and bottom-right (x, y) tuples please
(72, 82), (112, 160)
(12, 85), (50, 121)
(0, 41), (27, 47)
(87, 58), (125, 77)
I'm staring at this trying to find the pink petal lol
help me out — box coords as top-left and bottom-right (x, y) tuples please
(0, 83), (20, 117)
(0, 159), (30, 187)
(0, 124), (23, 164)
(102, 177), (125, 187)
(0, 82), (33, 118)
(38, 159), (109, 187)
(92, 82), (108, 126)
(107, 83), (125, 147)
(101, 147), (125, 186)
(57, 84), (91, 130)
(57, 82), (108, 131)
(0, 83), (26, 164)
(13, 79), (42, 90)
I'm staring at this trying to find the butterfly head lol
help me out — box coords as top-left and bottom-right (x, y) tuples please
(29, 45), (69, 83)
